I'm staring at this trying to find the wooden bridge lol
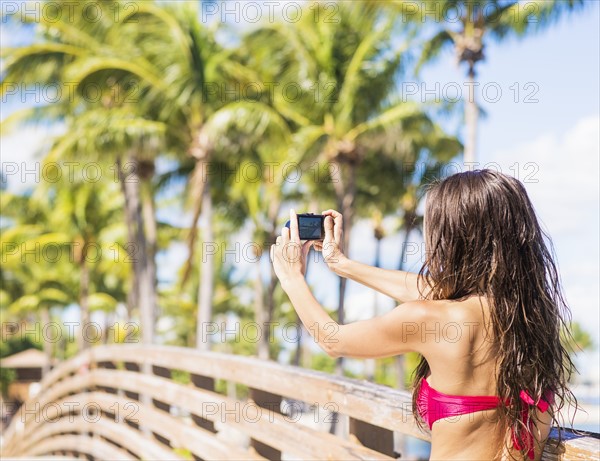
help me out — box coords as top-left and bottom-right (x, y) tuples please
(1, 345), (598, 460)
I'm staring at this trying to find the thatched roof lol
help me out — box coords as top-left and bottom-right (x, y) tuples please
(0, 348), (51, 369)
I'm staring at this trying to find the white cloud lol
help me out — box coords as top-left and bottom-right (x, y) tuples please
(482, 116), (599, 232)
(481, 116), (600, 342)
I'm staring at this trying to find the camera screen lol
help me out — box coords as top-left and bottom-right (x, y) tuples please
(298, 216), (323, 239)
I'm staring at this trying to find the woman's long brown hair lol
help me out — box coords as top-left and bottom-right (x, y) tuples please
(411, 169), (578, 459)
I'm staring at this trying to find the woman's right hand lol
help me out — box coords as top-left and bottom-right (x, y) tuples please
(314, 209), (347, 272)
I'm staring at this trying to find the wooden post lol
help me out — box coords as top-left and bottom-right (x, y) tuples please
(249, 388), (282, 460)
(349, 418), (394, 456)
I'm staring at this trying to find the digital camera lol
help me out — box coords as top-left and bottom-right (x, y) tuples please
(284, 213), (325, 240)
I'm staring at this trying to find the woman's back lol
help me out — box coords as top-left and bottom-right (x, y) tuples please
(422, 296), (552, 461)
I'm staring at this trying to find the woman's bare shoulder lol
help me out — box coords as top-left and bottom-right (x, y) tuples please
(404, 297), (492, 361)
(403, 296), (487, 322)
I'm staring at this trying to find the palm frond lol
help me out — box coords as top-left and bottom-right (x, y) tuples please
(415, 29), (454, 74)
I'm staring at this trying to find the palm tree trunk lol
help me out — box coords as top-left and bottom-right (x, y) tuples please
(398, 223), (414, 271)
(116, 156), (139, 322)
(261, 212), (281, 358)
(292, 315), (303, 367)
(292, 197), (319, 366)
(120, 154), (154, 345)
(365, 236), (383, 381)
(254, 245), (269, 360)
(291, 240), (312, 367)
(329, 160), (356, 374)
(393, 221), (418, 410)
(141, 179), (158, 342)
(262, 265), (279, 360)
(40, 308), (52, 378)
(396, 223), (414, 391)
(118, 155), (155, 439)
(78, 249), (90, 351)
(464, 65), (478, 164)
(394, 224), (413, 457)
(136, 216), (154, 344)
(196, 171), (214, 351)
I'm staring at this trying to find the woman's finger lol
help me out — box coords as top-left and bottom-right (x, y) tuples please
(333, 217), (343, 245)
(289, 209), (300, 243)
(322, 209), (343, 244)
(321, 209), (342, 219)
(302, 240), (313, 255)
(324, 215), (334, 242)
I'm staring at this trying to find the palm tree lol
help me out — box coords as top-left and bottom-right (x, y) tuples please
(229, 132), (298, 360)
(59, 2), (273, 350)
(1, 1), (166, 345)
(0, 181), (127, 368)
(363, 209), (386, 382)
(384, 0), (586, 163)
(244, 3), (426, 354)
(43, 105), (166, 345)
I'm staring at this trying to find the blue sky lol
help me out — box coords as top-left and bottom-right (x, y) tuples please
(416, 1), (600, 341)
(1, 1), (599, 402)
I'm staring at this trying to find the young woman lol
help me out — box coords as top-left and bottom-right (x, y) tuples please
(271, 170), (576, 461)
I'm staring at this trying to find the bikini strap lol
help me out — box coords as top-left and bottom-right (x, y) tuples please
(511, 389), (554, 460)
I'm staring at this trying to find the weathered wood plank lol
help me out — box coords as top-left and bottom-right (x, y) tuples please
(87, 369), (395, 461)
(1, 372), (97, 454)
(18, 414), (180, 461)
(541, 428), (600, 461)
(7, 387), (263, 461)
(20, 434), (134, 461)
(65, 392), (266, 461)
(89, 345), (423, 438)
(7, 368), (394, 461)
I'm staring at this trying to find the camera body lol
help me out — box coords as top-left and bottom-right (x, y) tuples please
(284, 213), (325, 240)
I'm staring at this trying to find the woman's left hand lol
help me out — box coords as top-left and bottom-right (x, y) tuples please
(271, 209), (313, 288)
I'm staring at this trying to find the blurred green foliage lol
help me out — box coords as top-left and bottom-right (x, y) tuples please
(0, 0), (591, 391)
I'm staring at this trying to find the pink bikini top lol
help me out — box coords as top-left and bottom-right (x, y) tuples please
(416, 377), (554, 460)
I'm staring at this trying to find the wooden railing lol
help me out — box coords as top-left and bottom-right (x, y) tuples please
(1, 345), (598, 460)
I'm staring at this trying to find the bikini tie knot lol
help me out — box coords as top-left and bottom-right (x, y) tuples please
(512, 389), (554, 460)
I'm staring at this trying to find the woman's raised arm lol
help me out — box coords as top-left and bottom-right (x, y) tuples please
(333, 258), (423, 303)
(270, 209), (432, 359)
(317, 209), (424, 303)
